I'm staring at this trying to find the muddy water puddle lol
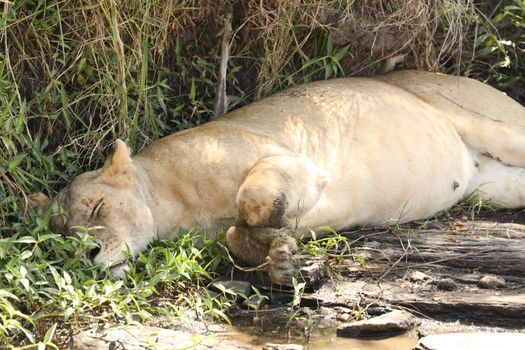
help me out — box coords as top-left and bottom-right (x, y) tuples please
(226, 306), (418, 350)
(228, 326), (418, 349)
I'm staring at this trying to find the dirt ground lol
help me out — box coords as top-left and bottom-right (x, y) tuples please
(226, 207), (525, 346)
(70, 208), (525, 349)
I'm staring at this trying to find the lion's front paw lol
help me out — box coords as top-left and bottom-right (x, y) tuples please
(267, 234), (300, 285)
(268, 257), (299, 285)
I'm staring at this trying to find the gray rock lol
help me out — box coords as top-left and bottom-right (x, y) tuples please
(71, 325), (255, 350)
(318, 306), (334, 316)
(337, 309), (419, 338)
(336, 312), (352, 322)
(409, 270), (431, 282)
(335, 306), (355, 322)
(436, 278), (457, 291)
(416, 332), (525, 350)
(263, 344), (303, 350)
(478, 275), (506, 289)
(367, 305), (391, 316)
(299, 256), (328, 286)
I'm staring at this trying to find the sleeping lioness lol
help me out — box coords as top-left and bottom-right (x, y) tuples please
(31, 70), (525, 284)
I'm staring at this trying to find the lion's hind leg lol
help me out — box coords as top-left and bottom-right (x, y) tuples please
(468, 154), (525, 208)
(225, 154), (327, 285)
(452, 113), (525, 168)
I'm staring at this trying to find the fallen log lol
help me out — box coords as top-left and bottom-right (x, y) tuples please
(345, 220), (525, 277)
(302, 216), (525, 326)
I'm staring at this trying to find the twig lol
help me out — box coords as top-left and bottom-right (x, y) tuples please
(217, 242), (269, 272)
(213, 7), (233, 118)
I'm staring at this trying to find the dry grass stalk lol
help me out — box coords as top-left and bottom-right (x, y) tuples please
(2, 0), (478, 165)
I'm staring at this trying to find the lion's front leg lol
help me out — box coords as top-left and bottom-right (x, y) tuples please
(225, 154), (327, 285)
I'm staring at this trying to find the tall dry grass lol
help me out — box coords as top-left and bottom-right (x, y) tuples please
(2, 0), (476, 156)
(1, 0), (522, 240)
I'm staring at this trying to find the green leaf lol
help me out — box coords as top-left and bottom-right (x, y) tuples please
(175, 35), (182, 65)
(333, 44), (350, 62)
(16, 236), (37, 244)
(210, 308), (230, 323)
(0, 289), (19, 300)
(8, 153), (26, 171)
(324, 63), (334, 80)
(64, 307), (75, 321)
(37, 234), (62, 244)
(189, 78), (196, 101)
(20, 250), (33, 261)
(20, 278), (30, 291)
(43, 323), (57, 343)
(326, 34), (333, 54)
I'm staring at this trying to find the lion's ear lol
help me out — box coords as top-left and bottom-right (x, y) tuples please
(101, 139), (133, 176)
(28, 192), (52, 210)
(100, 139), (137, 187)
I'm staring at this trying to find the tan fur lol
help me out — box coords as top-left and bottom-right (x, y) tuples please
(32, 70), (525, 283)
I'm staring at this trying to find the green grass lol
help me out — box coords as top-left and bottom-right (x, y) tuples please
(433, 191), (503, 222)
(1, 0), (524, 348)
(463, 0), (525, 102)
(0, 204), (235, 347)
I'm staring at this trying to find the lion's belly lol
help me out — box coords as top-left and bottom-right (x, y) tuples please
(297, 101), (476, 231)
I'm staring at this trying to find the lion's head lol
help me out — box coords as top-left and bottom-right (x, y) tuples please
(30, 140), (155, 277)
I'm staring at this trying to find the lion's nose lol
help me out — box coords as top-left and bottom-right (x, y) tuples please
(88, 246), (101, 261)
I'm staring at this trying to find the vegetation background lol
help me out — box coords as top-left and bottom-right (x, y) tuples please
(0, 0), (524, 348)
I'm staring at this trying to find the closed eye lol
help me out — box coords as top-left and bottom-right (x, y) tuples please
(90, 198), (104, 219)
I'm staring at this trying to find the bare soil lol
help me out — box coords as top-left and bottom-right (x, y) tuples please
(228, 208), (525, 347)
(70, 208), (525, 349)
